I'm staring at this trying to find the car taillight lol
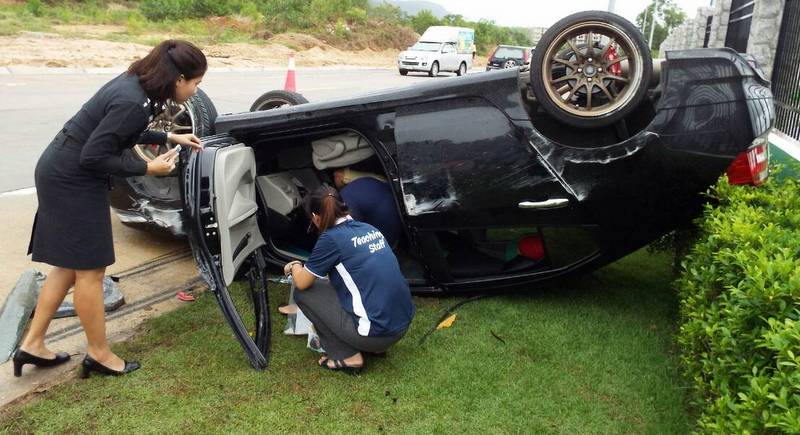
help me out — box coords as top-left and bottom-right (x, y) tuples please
(726, 138), (769, 185)
(523, 49), (530, 64)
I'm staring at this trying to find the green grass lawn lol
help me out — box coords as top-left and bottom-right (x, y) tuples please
(0, 249), (691, 434)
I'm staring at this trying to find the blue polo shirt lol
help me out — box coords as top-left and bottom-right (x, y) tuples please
(304, 217), (415, 337)
(340, 177), (402, 247)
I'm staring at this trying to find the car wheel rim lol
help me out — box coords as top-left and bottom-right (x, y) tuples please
(460, 64), (466, 74)
(133, 100), (196, 162)
(253, 98), (293, 111)
(433, 64), (438, 75)
(541, 21), (643, 118)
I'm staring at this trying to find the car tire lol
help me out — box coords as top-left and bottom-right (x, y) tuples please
(428, 61), (439, 77)
(188, 88), (217, 137)
(399, 69), (408, 76)
(249, 90), (309, 111)
(456, 62), (467, 76)
(530, 11), (652, 129)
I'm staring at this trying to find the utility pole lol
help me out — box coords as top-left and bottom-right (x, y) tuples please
(648, 0), (659, 50)
(607, 0), (616, 12)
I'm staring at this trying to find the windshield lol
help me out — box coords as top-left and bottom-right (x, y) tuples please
(493, 47), (525, 59)
(410, 42), (442, 52)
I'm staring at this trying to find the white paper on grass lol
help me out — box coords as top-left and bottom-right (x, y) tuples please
(283, 280), (325, 353)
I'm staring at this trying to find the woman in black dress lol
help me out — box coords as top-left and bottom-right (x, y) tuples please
(13, 40), (206, 378)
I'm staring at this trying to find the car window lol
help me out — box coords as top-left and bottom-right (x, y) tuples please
(443, 44), (455, 53)
(411, 42), (442, 52)
(493, 47), (524, 59)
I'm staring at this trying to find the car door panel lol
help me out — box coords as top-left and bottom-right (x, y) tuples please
(392, 97), (596, 286)
(185, 140), (271, 370)
(214, 144), (266, 285)
(395, 97), (576, 227)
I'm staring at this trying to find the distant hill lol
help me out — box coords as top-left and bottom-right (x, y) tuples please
(369, 0), (450, 18)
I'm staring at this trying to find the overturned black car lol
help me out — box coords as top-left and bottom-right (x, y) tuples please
(109, 12), (774, 369)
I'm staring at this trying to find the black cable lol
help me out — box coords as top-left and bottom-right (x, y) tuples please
(417, 293), (493, 346)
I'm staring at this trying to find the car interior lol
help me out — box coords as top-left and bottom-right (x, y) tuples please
(240, 128), (602, 285)
(248, 130), (427, 282)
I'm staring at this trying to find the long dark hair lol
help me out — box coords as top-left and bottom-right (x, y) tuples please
(304, 186), (349, 234)
(127, 40), (207, 105)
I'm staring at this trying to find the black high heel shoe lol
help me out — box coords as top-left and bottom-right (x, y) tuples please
(12, 348), (71, 377)
(80, 355), (140, 379)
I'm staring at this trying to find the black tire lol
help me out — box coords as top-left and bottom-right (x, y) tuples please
(428, 61), (439, 77)
(530, 11), (652, 129)
(249, 90), (309, 112)
(186, 88), (217, 136)
(399, 69), (409, 76)
(456, 62), (467, 76)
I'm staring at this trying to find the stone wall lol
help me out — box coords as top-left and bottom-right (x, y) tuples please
(747, 0), (786, 77)
(660, 0), (786, 76)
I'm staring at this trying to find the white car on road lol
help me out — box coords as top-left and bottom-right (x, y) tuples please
(397, 41), (468, 77)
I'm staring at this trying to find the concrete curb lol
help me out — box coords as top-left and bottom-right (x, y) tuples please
(1, 65), (395, 75)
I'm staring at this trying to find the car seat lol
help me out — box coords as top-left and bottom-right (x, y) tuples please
(311, 132), (375, 170)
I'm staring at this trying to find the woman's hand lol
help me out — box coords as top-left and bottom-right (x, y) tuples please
(146, 148), (178, 176)
(284, 260), (302, 276)
(168, 133), (203, 152)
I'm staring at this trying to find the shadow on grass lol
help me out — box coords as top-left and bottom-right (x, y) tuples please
(1, 249), (691, 434)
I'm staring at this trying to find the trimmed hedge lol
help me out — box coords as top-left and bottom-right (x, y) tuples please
(677, 166), (800, 433)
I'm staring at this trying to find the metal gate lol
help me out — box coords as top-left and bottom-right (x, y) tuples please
(725, 0), (754, 52)
(703, 16), (713, 48)
(772, 0), (800, 140)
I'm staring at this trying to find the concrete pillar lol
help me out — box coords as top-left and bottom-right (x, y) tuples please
(747, 0), (786, 77)
(707, 0), (732, 48)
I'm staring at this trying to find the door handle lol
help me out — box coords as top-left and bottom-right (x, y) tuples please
(518, 198), (569, 210)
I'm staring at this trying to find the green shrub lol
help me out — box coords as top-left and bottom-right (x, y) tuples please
(25, 0), (43, 17)
(677, 166), (800, 433)
(139, 0), (195, 21)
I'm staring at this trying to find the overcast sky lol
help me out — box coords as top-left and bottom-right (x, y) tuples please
(426, 0), (713, 28)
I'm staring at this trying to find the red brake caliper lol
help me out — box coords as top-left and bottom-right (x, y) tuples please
(606, 45), (622, 76)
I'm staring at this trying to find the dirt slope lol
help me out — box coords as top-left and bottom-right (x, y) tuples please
(0, 26), (400, 69)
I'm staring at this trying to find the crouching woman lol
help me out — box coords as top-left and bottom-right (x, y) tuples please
(284, 186), (415, 374)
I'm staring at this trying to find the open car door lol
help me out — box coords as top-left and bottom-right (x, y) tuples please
(184, 139), (271, 370)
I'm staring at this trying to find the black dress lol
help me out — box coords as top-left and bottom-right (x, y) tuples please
(28, 73), (168, 270)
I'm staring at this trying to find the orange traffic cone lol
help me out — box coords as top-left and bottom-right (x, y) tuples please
(283, 53), (296, 92)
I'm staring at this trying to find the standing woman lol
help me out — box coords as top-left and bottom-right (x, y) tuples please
(13, 40), (206, 378)
(284, 186), (415, 374)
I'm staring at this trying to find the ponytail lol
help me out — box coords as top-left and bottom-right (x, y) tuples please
(304, 186), (349, 234)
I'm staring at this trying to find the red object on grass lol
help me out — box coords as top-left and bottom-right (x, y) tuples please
(518, 236), (545, 261)
(176, 290), (196, 302)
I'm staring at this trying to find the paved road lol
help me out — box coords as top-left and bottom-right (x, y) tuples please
(0, 67), (449, 192)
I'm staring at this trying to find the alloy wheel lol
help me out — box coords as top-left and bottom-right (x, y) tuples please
(133, 100), (195, 162)
(540, 21), (644, 118)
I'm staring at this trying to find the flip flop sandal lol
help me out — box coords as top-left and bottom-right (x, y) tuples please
(176, 290), (196, 302)
(318, 357), (362, 375)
